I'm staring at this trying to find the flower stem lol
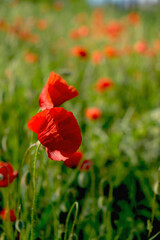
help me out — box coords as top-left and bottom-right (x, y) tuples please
(64, 201), (79, 240)
(31, 142), (41, 240)
(17, 142), (39, 213)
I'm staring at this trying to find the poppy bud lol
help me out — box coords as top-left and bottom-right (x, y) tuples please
(15, 220), (24, 232)
(78, 172), (89, 188)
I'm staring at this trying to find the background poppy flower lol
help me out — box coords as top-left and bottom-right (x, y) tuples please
(95, 77), (113, 92)
(104, 46), (119, 58)
(91, 50), (103, 65)
(80, 160), (93, 171)
(128, 12), (140, 25)
(134, 41), (148, 54)
(72, 46), (88, 58)
(0, 162), (18, 187)
(37, 19), (48, 30)
(39, 71), (78, 110)
(64, 151), (93, 171)
(105, 21), (124, 39)
(85, 107), (102, 120)
(64, 151), (83, 169)
(0, 209), (16, 222)
(25, 52), (38, 63)
(28, 107), (82, 161)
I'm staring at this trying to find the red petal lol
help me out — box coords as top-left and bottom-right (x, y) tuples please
(39, 71), (78, 110)
(46, 148), (69, 161)
(27, 109), (49, 133)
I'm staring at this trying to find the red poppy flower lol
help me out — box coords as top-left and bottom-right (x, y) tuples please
(70, 26), (89, 39)
(128, 12), (140, 25)
(25, 52), (38, 63)
(64, 151), (92, 171)
(64, 151), (83, 169)
(95, 77), (113, 92)
(28, 107), (82, 161)
(105, 21), (124, 39)
(0, 209), (16, 222)
(39, 71), (78, 110)
(85, 107), (102, 120)
(134, 41), (148, 54)
(53, 1), (64, 11)
(80, 160), (93, 171)
(72, 46), (88, 58)
(91, 51), (103, 65)
(0, 162), (18, 187)
(104, 46), (119, 58)
(37, 19), (48, 30)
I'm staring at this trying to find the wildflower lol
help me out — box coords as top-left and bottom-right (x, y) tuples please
(37, 19), (48, 30)
(105, 21), (124, 39)
(25, 52), (38, 63)
(64, 151), (93, 171)
(70, 26), (89, 39)
(128, 12), (140, 25)
(104, 46), (119, 58)
(39, 71), (78, 110)
(80, 160), (93, 171)
(72, 46), (88, 58)
(53, 1), (64, 11)
(0, 209), (16, 222)
(91, 51), (103, 65)
(95, 77), (113, 92)
(28, 107), (82, 161)
(64, 151), (83, 169)
(0, 19), (8, 31)
(134, 41), (148, 54)
(0, 162), (18, 187)
(85, 107), (102, 120)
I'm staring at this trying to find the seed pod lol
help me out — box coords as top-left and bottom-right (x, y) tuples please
(69, 233), (78, 240)
(15, 220), (24, 232)
(98, 196), (108, 211)
(78, 172), (89, 188)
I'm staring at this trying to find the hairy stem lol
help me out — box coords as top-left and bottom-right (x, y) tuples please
(31, 142), (41, 240)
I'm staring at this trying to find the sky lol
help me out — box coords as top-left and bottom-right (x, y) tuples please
(87, 0), (158, 6)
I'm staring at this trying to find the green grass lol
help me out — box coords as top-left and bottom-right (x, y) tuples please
(0, 0), (160, 239)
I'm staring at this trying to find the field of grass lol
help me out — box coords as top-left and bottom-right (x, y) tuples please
(0, 0), (160, 239)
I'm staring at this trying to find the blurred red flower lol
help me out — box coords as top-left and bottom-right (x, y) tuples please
(80, 160), (93, 171)
(0, 19), (8, 31)
(0, 209), (16, 222)
(53, 1), (64, 11)
(37, 19), (48, 30)
(64, 151), (83, 169)
(25, 52), (38, 63)
(105, 21), (124, 39)
(128, 12), (140, 25)
(72, 46), (88, 58)
(70, 26), (89, 39)
(95, 77), (113, 92)
(64, 151), (93, 171)
(85, 107), (102, 120)
(91, 51), (103, 65)
(28, 107), (82, 161)
(39, 71), (78, 110)
(134, 41), (148, 54)
(0, 162), (18, 187)
(104, 46), (119, 58)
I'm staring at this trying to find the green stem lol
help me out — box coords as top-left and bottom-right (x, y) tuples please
(149, 231), (160, 240)
(64, 201), (79, 240)
(17, 142), (39, 214)
(31, 142), (41, 240)
(148, 192), (156, 238)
